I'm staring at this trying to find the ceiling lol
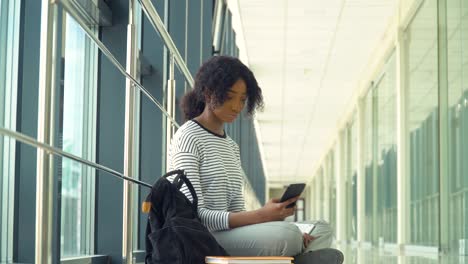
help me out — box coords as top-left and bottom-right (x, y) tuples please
(235, 0), (397, 184)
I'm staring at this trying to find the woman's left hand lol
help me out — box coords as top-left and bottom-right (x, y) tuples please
(303, 233), (316, 248)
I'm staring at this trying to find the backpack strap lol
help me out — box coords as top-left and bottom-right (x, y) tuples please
(162, 169), (185, 179)
(170, 171), (199, 212)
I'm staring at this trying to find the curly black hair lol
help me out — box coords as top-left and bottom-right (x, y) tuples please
(180, 56), (264, 121)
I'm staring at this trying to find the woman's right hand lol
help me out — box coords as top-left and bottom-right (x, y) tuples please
(257, 197), (298, 222)
(229, 197), (299, 228)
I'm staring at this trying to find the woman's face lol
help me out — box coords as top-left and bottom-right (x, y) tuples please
(211, 78), (247, 123)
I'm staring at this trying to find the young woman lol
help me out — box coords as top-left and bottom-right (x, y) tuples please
(168, 56), (343, 264)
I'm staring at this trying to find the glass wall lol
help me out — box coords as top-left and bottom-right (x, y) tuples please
(0, 0), (256, 261)
(375, 52), (397, 244)
(60, 14), (98, 257)
(0, 0), (20, 261)
(405, 0), (439, 247)
(310, 0), (468, 252)
(447, 0), (468, 254)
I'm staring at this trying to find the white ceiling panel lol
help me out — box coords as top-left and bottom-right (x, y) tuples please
(237, 0), (397, 183)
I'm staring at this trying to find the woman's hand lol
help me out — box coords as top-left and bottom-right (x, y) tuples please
(229, 196), (298, 228)
(257, 197), (298, 222)
(303, 233), (316, 248)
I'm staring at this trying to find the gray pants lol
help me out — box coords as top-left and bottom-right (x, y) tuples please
(211, 220), (334, 256)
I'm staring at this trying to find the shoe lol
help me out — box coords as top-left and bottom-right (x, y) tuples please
(294, 248), (344, 264)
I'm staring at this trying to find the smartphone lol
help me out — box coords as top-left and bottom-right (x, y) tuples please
(280, 183), (306, 208)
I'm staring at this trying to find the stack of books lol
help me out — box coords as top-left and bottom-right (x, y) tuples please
(205, 256), (294, 264)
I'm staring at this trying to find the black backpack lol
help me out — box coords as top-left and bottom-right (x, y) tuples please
(143, 170), (229, 264)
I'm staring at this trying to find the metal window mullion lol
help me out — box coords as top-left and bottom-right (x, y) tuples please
(212, 0), (225, 54)
(396, 25), (410, 249)
(165, 54), (176, 171)
(81, 24), (98, 255)
(87, 24), (98, 255)
(132, 2), (142, 250)
(160, 0), (169, 173)
(7, 0), (20, 259)
(0, 0), (4, 249)
(131, 91), (141, 251)
(2, 0), (20, 260)
(80, 35), (91, 255)
(0, 3), (7, 217)
(122, 0), (139, 262)
(437, 0), (449, 254)
(36, 0), (59, 263)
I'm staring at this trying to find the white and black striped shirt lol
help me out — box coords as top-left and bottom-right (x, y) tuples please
(168, 120), (246, 231)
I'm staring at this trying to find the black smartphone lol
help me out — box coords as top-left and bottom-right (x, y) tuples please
(279, 183), (306, 208)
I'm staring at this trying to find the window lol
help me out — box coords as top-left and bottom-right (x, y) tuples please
(363, 87), (375, 242)
(0, 0), (20, 261)
(447, 0), (468, 253)
(348, 119), (358, 241)
(405, 0), (439, 246)
(375, 52), (397, 244)
(60, 13), (98, 258)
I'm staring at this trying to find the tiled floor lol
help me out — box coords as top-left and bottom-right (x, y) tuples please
(336, 245), (468, 264)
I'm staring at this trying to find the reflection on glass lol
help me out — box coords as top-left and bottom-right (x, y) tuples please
(405, 0), (439, 247)
(447, 0), (468, 254)
(61, 14), (97, 257)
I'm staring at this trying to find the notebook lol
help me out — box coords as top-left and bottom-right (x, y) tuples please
(205, 256), (293, 264)
(293, 223), (316, 234)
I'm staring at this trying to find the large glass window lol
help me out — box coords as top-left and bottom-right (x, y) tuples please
(0, 0), (20, 261)
(405, 0), (439, 247)
(362, 53), (397, 245)
(447, 0), (468, 254)
(60, 13), (98, 258)
(375, 52), (397, 244)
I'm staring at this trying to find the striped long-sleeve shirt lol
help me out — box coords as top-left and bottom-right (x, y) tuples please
(168, 120), (246, 231)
